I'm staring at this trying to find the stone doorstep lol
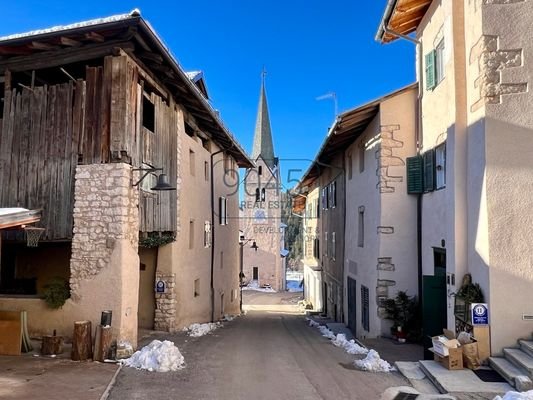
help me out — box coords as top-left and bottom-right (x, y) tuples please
(519, 340), (533, 359)
(503, 348), (533, 377)
(395, 361), (442, 395)
(418, 360), (513, 395)
(489, 356), (533, 392)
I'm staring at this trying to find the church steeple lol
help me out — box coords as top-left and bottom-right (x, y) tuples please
(251, 69), (275, 169)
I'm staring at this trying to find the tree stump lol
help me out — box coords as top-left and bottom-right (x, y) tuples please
(94, 325), (113, 362)
(71, 321), (92, 361)
(41, 335), (63, 355)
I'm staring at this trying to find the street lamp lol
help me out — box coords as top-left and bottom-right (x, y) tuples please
(239, 238), (258, 313)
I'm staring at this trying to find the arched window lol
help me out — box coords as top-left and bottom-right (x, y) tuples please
(258, 166), (263, 176)
(261, 188), (266, 201)
(255, 188), (260, 202)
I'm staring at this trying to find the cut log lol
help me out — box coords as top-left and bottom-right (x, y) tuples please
(41, 335), (63, 355)
(71, 321), (92, 361)
(94, 325), (113, 362)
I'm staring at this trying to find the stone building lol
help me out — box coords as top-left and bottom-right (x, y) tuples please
(241, 75), (284, 291)
(376, 0), (533, 368)
(0, 10), (252, 347)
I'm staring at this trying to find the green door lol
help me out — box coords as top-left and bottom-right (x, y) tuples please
(422, 275), (447, 359)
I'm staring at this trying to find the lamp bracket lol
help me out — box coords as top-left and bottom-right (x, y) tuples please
(132, 167), (163, 187)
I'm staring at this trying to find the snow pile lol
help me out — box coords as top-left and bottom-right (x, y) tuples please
(185, 322), (221, 337)
(222, 314), (236, 322)
(122, 340), (185, 372)
(353, 350), (395, 372)
(242, 281), (276, 293)
(494, 391), (533, 400)
(318, 325), (336, 339)
(307, 318), (320, 328)
(332, 334), (369, 355)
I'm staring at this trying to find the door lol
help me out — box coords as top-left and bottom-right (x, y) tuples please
(347, 277), (357, 336)
(138, 248), (157, 329)
(422, 275), (447, 359)
(322, 282), (328, 316)
(253, 267), (258, 281)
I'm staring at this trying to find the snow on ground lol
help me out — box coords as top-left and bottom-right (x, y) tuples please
(242, 280), (276, 292)
(184, 322), (221, 337)
(494, 391), (533, 400)
(222, 314), (237, 322)
(332, 333), (369, 355)
(353, 349), (396, 372)
(122, 340), (185, 372)
(286, 280), (303, 292)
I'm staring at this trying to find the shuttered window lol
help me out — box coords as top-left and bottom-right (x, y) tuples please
(361, 286), (369, 331)
(423, 150), (435, 192)
(219, 197), (227, 225)
(406, 155), (424, 194)
(425, 51), (436, 91)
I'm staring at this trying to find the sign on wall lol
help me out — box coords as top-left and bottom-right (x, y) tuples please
(155, 280), (166, 294)
(471, 303), (489, 325)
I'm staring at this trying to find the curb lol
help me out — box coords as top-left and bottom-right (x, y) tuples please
(99, 364), (122, 400)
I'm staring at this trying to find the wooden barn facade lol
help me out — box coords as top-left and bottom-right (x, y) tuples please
(0, 11), (251, 345)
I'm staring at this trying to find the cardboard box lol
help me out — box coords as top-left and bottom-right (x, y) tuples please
(431, 347), (464, 370)
(462, 341), (480, 370)
(431, 336), (461, 357)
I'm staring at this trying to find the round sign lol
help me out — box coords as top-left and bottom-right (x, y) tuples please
(474, 305), (486, 316)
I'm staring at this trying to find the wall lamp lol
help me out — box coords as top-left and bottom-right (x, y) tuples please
(132, 167), (176, 191)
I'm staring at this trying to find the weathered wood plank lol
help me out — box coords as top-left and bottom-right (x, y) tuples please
(110, 55), (127, 160)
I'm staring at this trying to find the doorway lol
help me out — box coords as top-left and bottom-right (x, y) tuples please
(422, 248), (447, 359)
(138, 248), (157, 329)
(322, 281), (328, 316)
(252, 267), (258, 281)
(347, 277), (357, 336)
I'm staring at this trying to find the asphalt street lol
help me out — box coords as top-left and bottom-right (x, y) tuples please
(108, 291), (409, 400)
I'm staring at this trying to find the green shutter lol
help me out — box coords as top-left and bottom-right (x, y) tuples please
(423, 150), (435, 192)
(406, 155), (424, 194)
(425, 51), (436, 90)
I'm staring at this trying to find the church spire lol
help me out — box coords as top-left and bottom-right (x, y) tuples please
(251, 68), (275, 169)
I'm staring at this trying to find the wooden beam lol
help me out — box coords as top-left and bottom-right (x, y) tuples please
(118, 49), (168, 99)
(139, 51), (163, 64)
(0, 46), (33, 56)
(30, 41), (60, 51)
(0, 41), (135, 74)
(84, 32), (105, 43)
(60, 36), (82, 47)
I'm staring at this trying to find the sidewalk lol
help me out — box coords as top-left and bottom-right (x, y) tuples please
(0, 343), (118, 400)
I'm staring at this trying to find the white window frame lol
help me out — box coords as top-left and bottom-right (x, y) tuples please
(435, 39), (445, 84)
(435, 142), (446, 189)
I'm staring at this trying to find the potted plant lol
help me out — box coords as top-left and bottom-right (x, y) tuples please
(384, 291), (421, 342)
(42, 277), (70, 309)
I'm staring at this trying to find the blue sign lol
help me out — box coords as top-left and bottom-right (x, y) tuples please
(471, 303), (489, 325)
(156, 280), (166, 293)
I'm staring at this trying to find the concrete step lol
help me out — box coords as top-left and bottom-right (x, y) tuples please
(503, 348), (533, 378)
(519, 340), (533, 359)
(489, 356), (533, 392)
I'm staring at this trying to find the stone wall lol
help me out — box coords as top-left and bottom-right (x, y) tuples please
(154, 273), (177, 331)
(375, 125), (404, 194)
(70, 164), (139, 299)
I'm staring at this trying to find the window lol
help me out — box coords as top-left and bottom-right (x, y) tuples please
(261, 188), (266, 202)
(189, 149), (195, 176)
(224, 153), (231, 175)
(258, 166), (262, 176)
(406, 155), (424, 194)
(331, 232), (336, 260)
(142, 95), (155, 132)
(324, 231), (328, 257)
(358, 206), (364, 247)
(435, 142), (446, 189)
(321, 188), (327, 210)
(359, 145), (365, 173)
(194, 279), (200, 297)
(220, 251), (224, 269)
(423, 150), (435, 192)
(361, 285), (369, 331)
(255, 188), (260, 202)
(347, 153), (353, 180)
(219, 197), (227, 225)
(204, 221), (212, 248)
(204, 161), (209, 181)
(189, 219), (195, 249)
(253, 267), (259, 280)
(426, 39), (445, 91)
(313, 238), (320, 259)
(330, 182), (336, 208)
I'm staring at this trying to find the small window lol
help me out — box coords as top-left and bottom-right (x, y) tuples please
(435, 39), (445, 84)
(219, 197), (227, 225)
(253, 267), (259, 280)
(361, 285), (369, 331)
(324, 231), (328, 257)
(189, 219), (195, 249)
(255, 188), (261, 202)
(358, 207), (364, 247)
(331, 182), (336, 208)
(261, 188), (266, 202)
(435, 142), (446, 189)
(142, 95), (155, 132)
(347, 153), (353, 180)
(224, 153), (231, 175)
(423, 150), (435, 192)
(189, 149), (195, 176)
(204, 161), (209, 181)
(194, 279), (200, 297)
(185, 122), (195, 138)
(201, 137), (210, 151)
(313, 238), (320, 259)
(204, 221), (211, 248)
(258, 166), (262, 176)
(359, 145), (365, 173)
(331, 232), (336, 260)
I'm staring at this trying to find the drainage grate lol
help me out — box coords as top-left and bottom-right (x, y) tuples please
(393, 393), (418, 400)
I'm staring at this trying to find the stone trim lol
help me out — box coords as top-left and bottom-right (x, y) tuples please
(377, 257), (395, 271)
(154, 273), (177, 332)
(377, 275), (396, 319)
(376, 125), (404, 194)
(470, 35), (527, 112)
(377, 226), (394, 234)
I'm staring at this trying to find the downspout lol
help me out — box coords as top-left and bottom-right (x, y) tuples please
(382, 25), (424, 308)
(210, 144), (234, 322)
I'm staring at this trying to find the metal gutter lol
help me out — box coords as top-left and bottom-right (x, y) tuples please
(375, 0), (400, 42)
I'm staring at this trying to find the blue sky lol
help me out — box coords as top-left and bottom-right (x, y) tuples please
(1, 1), (415, 190)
